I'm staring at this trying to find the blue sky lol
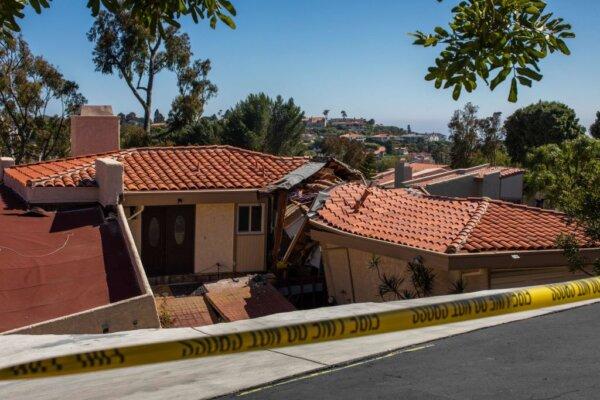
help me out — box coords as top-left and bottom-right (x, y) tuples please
(20, 0), (600, 134)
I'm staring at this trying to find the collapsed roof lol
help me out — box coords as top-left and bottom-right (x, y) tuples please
(310, 183), (592, 254)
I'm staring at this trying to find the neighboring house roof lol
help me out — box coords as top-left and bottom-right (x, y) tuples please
(204, 275), (296, 322)
(473, 166), (524, 179)
(5, 145), (310, 191)
(407, 165), (524, 188)
(373, 163), (448, 187)
(0, 186), (141, 332)
(311, 183), (590, 254)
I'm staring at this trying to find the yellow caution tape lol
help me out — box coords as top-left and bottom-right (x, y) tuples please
(2, 276), (600, 381)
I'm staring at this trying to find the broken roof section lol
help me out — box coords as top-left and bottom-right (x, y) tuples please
(204, 275), (296, 322)
(311, 183), (593, 255)
(155, 296), (218, 328)
(0, 186), (143, 332)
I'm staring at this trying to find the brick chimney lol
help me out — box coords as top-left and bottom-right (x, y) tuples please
(70, 105), (120, 157)
(394, 159), (413, 188)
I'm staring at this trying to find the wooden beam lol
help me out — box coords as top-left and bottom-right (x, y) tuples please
(271, 190), (288, 269)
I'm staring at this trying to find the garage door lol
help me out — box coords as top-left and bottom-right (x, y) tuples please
(490, 267), (588, 289)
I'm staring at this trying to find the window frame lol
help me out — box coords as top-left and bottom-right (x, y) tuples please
(236, 203), (265, 235)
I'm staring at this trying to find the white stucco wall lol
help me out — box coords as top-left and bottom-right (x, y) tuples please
(195, 203), (235, 273)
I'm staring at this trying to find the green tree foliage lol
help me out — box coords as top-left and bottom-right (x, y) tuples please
(219, 93), (305, 155)
(448, 103), (510, 168)
(166, 115), (223, 147)
(2, 0), (236, 39)
(153, 109), (165, 123)
(120, 124), (150, 149)
(88, 10), (216, 134)
(0, 36), (86, 163)
(526, 137), (600, 274)
(167, 59), (217, 132)
(320, 136), (365, 171)
(589, 112), (600, 139)
(360, 152), (377, 179)
(448, 103), (480, 168)
(413, 0), (574, 102)
(478, 111), (506, 165)
(504, 101), (585, 165)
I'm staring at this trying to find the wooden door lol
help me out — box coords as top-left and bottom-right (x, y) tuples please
(165, 205), (195, 275)
(141, 206), (167, 277)
(142, 205), (195, 277)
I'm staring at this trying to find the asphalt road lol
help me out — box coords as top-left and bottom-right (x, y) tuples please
(223, 302), (600, 400)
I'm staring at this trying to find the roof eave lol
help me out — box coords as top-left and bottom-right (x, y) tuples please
(309, 219), (600, 272)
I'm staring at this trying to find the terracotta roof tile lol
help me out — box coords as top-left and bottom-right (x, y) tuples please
(312, 183), (593, 254)
(155, 296), (217, 328)
(5, 146), (309, 191)
(204, 276), (295, 322)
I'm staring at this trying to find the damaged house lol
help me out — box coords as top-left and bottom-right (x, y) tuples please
(307, 183), (600, 304)
(0, 105), (359, 333)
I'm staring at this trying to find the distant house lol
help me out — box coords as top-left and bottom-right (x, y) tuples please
(408, 152), (435, 163)
(304, 116), (326, 129)
(392, 132), (445, 143)
(309, 183), (600, 304)
(328, 118), (368, 131)
(370, 133), (393, 143)
(0, 105), (361, 334)
(339, 131), (366, 142)
(370, 145), (387, 159)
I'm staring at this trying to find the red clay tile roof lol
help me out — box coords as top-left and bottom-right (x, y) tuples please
(204, 275), (295, 322)
(5, 145), (310, 191)
(312, 183), (591, 254)
(155, 296), (217, 328)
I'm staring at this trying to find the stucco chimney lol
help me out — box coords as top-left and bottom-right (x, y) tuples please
(71, 105), (120, 157)
(0, 157), (15, 183)
(95, 158), (123, 207)
(394, 159), (413, 188)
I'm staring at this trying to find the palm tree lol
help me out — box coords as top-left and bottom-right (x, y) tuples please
(323, 109), (329, 120)
(341, 110), (347, 119)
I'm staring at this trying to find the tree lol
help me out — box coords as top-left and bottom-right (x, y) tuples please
(478, 112), (505, 165)
(153, 109), (165, 123)
(0, 36), (86, 164)
(220, 93), (306, 155)
(590, 112), (600, 139)
(167, 59), (217, 132)
(360, 152), (377, 179)
(323, 109), (329, 120)
(341, 110), (347, 119)
(2, 0), (236, 39)
(121, 124), (150, 149)
(504, 101), (585, 165)
(448, 103), (479, 168)
(320, 136), (365, 170)
(526, 137), (600, 274)
(166, 115), (222, 146)
(413, 0), (574, 102)
(88, 10), (216, 135)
